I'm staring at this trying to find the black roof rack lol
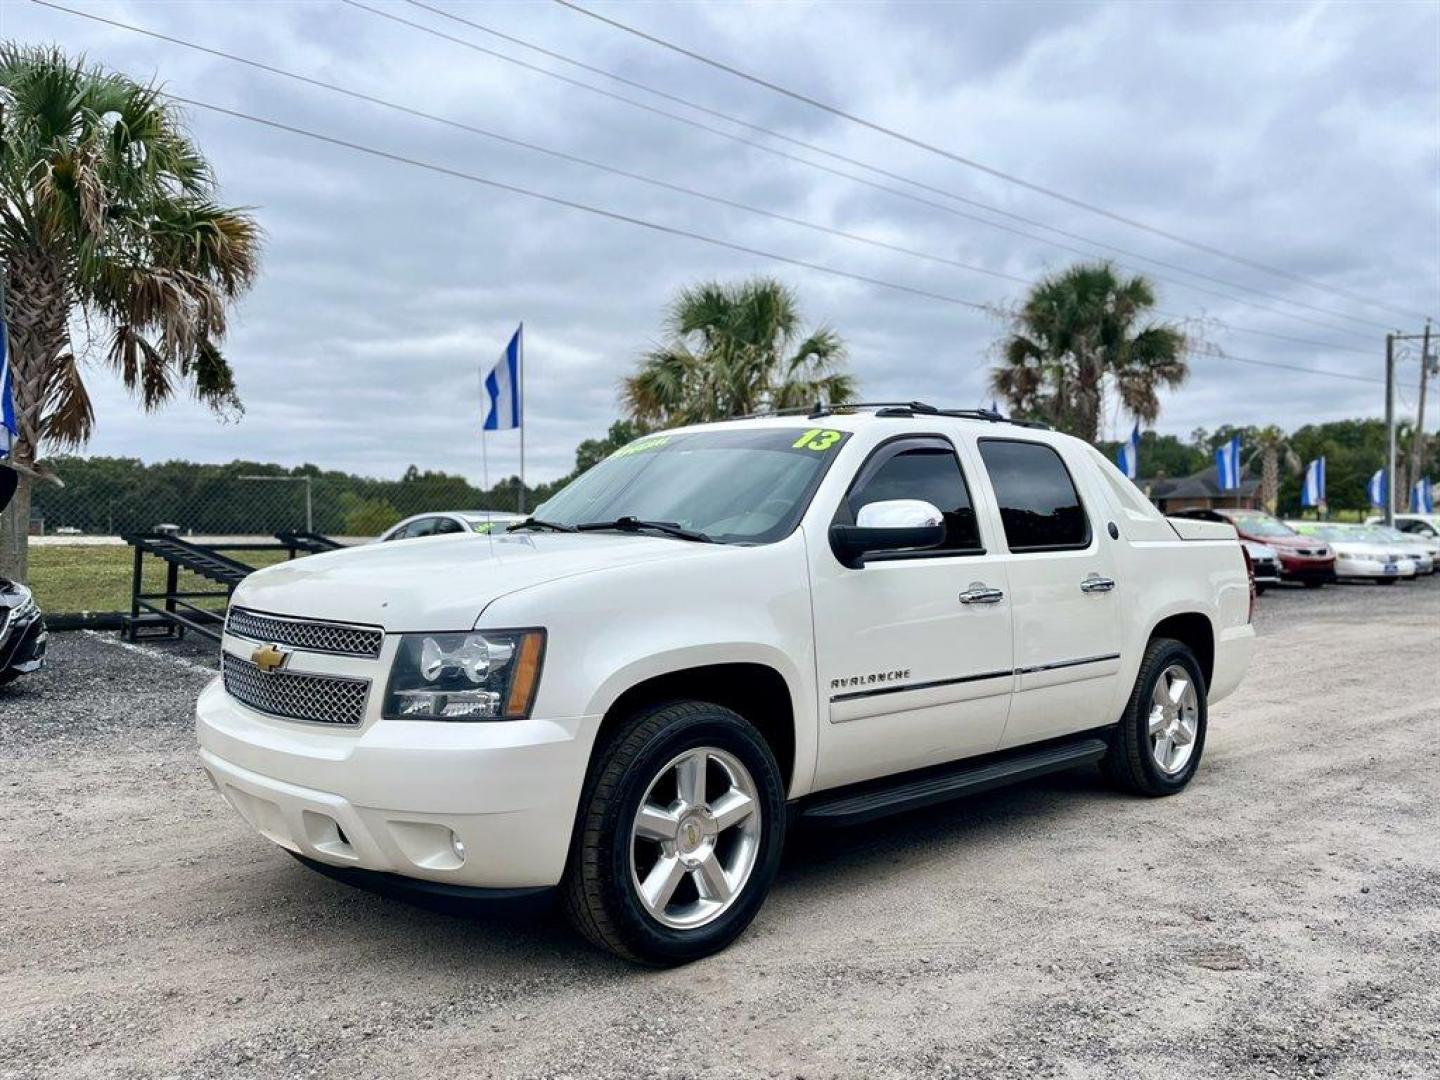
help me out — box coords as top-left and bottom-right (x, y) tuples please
(730, 400), (1051, 430)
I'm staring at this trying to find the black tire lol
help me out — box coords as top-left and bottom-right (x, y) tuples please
(1102, 637), (1207, 797)
(563, 700), (786, 965)
(1303, 579), (1326, 589)
(1376, 576), (1398, 586)
(1254, 583), (1267, 596)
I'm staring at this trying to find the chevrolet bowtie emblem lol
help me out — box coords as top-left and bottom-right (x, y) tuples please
(250, 643), (290, 674)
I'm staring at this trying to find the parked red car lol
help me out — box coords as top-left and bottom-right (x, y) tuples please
(1172, 508), (1335, 586)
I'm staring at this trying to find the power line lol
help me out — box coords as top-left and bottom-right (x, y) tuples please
(30, 2), (1030, 290)
(30, 9), (1391, 389)
(1195, 350), (1382, 386)
(330, 0), (1385, 346)
(160, 95), (999, 313)
(155, 96), (1389, 392)
(554, 0), (1430, 326)
(385, 0), (1389, 343)
(45, 1), (1376, 364)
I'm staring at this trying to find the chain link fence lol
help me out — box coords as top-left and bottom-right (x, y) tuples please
(19, 456), (548, 616)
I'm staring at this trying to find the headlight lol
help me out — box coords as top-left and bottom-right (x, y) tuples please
(382, 629), (545, 721)
(9, 586), (38, 621)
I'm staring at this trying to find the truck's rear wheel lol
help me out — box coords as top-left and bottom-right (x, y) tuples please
(563, 701), (786, 965)
(1103, 637), (1207, 797)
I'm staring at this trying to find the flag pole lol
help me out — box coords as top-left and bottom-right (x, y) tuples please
(518, 321), (526, 515)
(479, 366), (490, 501)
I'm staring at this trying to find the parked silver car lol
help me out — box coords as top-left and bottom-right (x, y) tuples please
(377, 510), (526, 542)
(1287, 523), (1418, 583)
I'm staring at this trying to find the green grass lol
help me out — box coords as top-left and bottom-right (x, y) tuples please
(27, 544), (293, 615)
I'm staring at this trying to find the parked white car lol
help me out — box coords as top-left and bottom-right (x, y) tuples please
(1288, 523), (1417, 582)
(377, 510), (524, 542)
(1368, 512), (1440, 541)
(198, 407), (1255, 963)
(1364, 523), (1438, 573)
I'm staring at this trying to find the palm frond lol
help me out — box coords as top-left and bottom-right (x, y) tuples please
(0, 42), (261, 466)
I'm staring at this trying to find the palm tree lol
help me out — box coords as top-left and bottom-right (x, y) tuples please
(1247, 426), (1300, 513)
(0, 45), (260, 579)
(624, 278), (854, 426)
(990, 261), (1187, 443)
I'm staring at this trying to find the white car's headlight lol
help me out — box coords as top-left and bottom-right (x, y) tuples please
(382, 629), (545, 721)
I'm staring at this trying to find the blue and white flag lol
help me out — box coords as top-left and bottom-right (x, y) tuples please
(0, 303), (15, 459)
(1412, 477), (1435, 514)
(482, 325), (522, 431)
(1215, 436), (1241, 492)
(1367, 468), (1387, 508)
(1116, 422), (1141, 480)
(1301, 456), (1325, 508)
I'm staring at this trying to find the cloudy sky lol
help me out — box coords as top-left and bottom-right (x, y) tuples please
(6, 0), (1438, 484)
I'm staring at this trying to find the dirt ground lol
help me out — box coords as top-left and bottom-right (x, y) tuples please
(2, 580), (1437, 1080)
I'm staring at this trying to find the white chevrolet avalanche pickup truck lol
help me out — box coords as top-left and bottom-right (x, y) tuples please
(197, 404), (1254, 964)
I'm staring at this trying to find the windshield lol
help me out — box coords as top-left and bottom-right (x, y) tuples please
(1294, 524), (1348, 541)
(1230, 513), (1296, 538)
(533, 427), (851, 544)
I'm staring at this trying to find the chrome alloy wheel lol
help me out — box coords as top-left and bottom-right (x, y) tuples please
(629, 746), (762, 930)
(1148, 663), (1200, 775)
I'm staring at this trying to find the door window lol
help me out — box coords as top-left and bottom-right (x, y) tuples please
(978, 439), (1091, 552)
(844, 438), (982, 555)
(430, 517), (465, 535)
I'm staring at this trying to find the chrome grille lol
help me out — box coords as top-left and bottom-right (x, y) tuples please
(222, 653), (369, 726)
(226, 607), (383, 658)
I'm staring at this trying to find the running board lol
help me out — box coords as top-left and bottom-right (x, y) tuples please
(799, 737), (1109, 826)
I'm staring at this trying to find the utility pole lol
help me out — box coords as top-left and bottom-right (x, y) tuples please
(1385, 326), (1436, 526)
(1385, 334), (1396, 526)
(1408, 319), (1433, 504)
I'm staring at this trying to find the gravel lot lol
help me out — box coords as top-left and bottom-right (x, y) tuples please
(2, 580), (1437, 1079)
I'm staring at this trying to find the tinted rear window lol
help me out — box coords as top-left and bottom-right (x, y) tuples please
(978, 439), (1090, 551)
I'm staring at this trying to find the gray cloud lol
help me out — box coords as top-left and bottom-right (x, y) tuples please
(8, 0), (1437, 484)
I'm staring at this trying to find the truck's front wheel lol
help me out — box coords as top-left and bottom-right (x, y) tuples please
(563, 701), (786, 965)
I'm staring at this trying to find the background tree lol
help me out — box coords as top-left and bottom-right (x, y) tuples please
(991, 261), (1188, 442)
(340, 494), (400, 536)
(624, 277), (854, 426)
(1246, 425), (1301, 513)
(570, 419), (649, 474)
(0, 45), (261, 579)
(1094, 429), (1207, 480)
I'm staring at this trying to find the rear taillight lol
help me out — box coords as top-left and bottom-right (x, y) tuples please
(1239, 545), (1256, 623)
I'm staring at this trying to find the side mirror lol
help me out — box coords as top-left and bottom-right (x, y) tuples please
(829, 499), (945, 569)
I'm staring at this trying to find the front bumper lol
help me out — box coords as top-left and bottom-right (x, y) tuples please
(1250, 558), (1281, 584)
(1334, 555), (1414, 580)
(1277, 555), (1335, 583)
(0, 613), (47, 677)
(197, 677), (601, 889)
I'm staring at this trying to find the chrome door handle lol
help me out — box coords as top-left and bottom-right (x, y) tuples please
(959, 584), (1004, 605)
(1080, 575), (1116, 593)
